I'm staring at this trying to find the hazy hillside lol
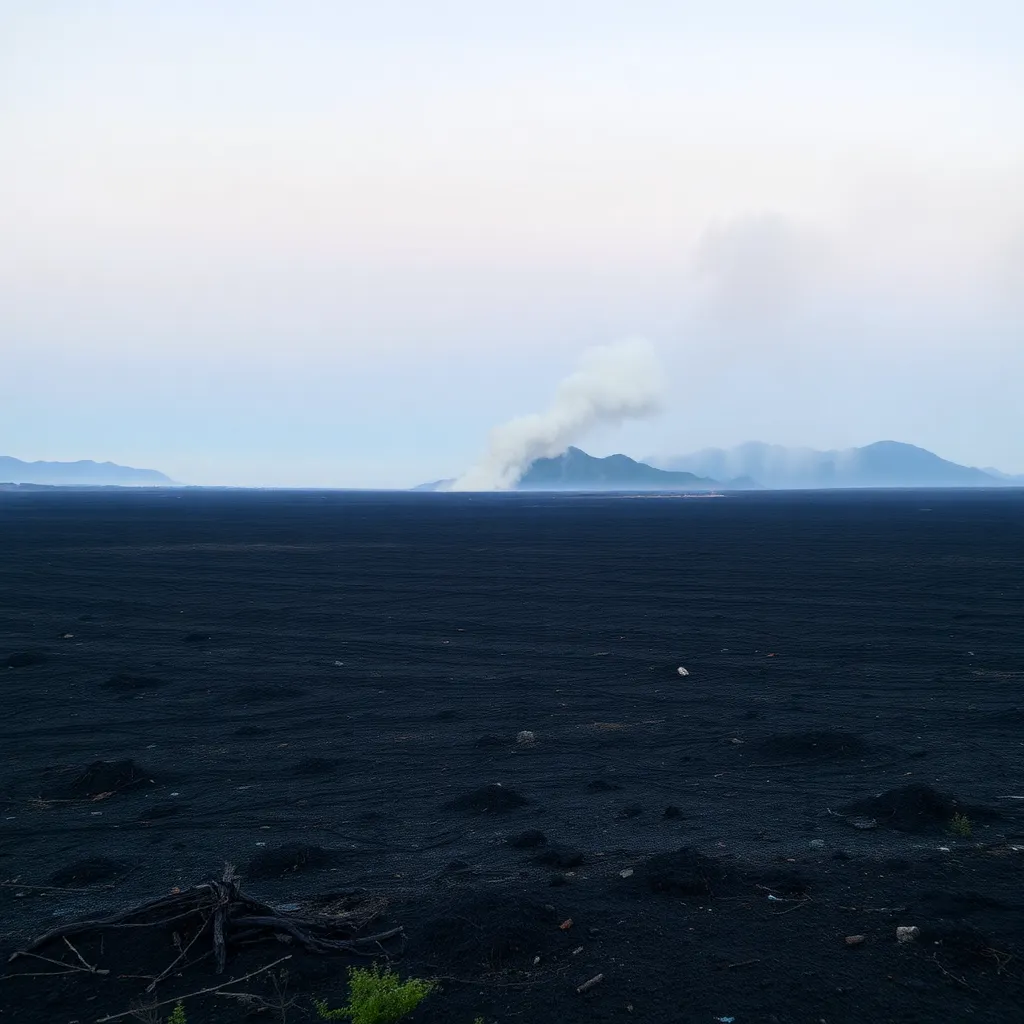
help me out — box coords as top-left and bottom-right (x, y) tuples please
(654, 441), (1003, 489)
(0, 456), (173, 486)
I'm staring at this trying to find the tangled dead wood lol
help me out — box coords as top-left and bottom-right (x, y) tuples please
(7, 864), (403, 990)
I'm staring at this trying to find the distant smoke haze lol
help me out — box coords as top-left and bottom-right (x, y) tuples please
(450, 339), (664, 491)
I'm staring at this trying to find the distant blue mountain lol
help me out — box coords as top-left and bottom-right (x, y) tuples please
(517, 447), (720, 490)
(653, 441), (1011, 489)
(0, 456), (172, 486)
(415, 447), (735, 491)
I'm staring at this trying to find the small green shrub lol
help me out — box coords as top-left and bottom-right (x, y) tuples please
(315, 964), (436, 1024)
(167, 1003), (187, 1024)
(949, 812), (972, 838)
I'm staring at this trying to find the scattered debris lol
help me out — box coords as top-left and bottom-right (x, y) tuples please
(576, 973), (604, 994)
(619, 868), (634, 878)
(845, 935), (867, 946)
(809, 839), (825, 850)
(896, 926), (920, 943)
(516, 730), (536, 746)
(559, 918), (573, 930)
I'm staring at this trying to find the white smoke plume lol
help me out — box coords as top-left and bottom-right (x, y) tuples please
(450, 338), (665, 491)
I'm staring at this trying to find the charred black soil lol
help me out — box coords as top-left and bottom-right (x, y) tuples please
(1, 488), (1023, 1023)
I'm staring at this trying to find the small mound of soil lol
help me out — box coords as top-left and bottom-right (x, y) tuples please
(841, 784), (995, 833)
(755, 730), (867, 760)
(138, 801), (187, 820)
(418, 894), (558, 972)
(640, 847), (733, 896)
(234, 684), (305, 703)
(293, 757), (338, 775)
(746, 866), (811, 896)
(508, 829), (547, 849)
(41, 760), (156, 800)
(234, 725), (271, 736)
(49, 857), (130, 887)
(6, 651), (47, 668)
(474, 734), (506, 748)
(587, 779), (622, 792)
(921, 890), (1011, 917)
(444, 784), (528, 814)
(101, 673), (167, 693)
(246, 843), (334, 878)
(534, 845), (584, 869)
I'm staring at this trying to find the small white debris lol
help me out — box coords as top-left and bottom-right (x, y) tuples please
(333, 661), (345, 666)
(516, 730), (536, 745)
(677, 667), (689, 676)
(619, 868), (634, 878)
(896, 926), (920, 943)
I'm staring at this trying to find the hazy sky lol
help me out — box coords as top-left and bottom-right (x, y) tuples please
(3, 1), (1023, 485)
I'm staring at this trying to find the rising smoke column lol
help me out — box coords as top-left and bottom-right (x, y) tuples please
(450, 338), (665, 491)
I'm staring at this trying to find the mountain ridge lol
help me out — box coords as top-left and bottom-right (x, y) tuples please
(652, 440), (1012, 489)
(0, 456), (173, 486)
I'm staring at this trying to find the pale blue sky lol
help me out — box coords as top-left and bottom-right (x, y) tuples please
(2, 1), (1022, 485)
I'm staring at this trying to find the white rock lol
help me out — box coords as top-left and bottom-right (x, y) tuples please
(896, 926), (920, 943)
(516, 730), (536, 745)
(677, 667), (690, 677)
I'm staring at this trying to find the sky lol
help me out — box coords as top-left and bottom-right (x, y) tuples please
(2, 1), (1023, 486)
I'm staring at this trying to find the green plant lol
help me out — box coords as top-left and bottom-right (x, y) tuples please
(315, 964), (437, 1024)
(949, 812), (972, 838)
(167, 1003), (187, 1024)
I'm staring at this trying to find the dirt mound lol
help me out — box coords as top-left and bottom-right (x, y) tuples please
(49, 857), (130, 887)
(234, 724), (271, 736)
(755, 730), (868, 760)
(138, 801), (186, 820)
(841, 784), (995, 833)
(233, 684), (305, 703)
(508, 829), (547, 849)
(534, 845), (584, 868)
(293, 757), (338, 775)
(444, 784), (528, 814)
(474, 734), (506, 748)
(246, 843), (334, 878)
(418, 894), (559, 972)
(101, 673), (167, 692)
(640, 847), (733, 896)
(5, 651), (47, 668)
(40, 760), (156, 800)
(586, 778), (622, 792)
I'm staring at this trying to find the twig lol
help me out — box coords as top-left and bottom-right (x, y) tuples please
(772, 897), (812, 915)
(0, 881), (115, 893)
(929, 954), (977, 992)
(64, 938), (106, 974)
(723, 958), (761, 969)
(95, 955), (293, 1022)
(145, 914), (212, 993)
(576, 973), (604, 994)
